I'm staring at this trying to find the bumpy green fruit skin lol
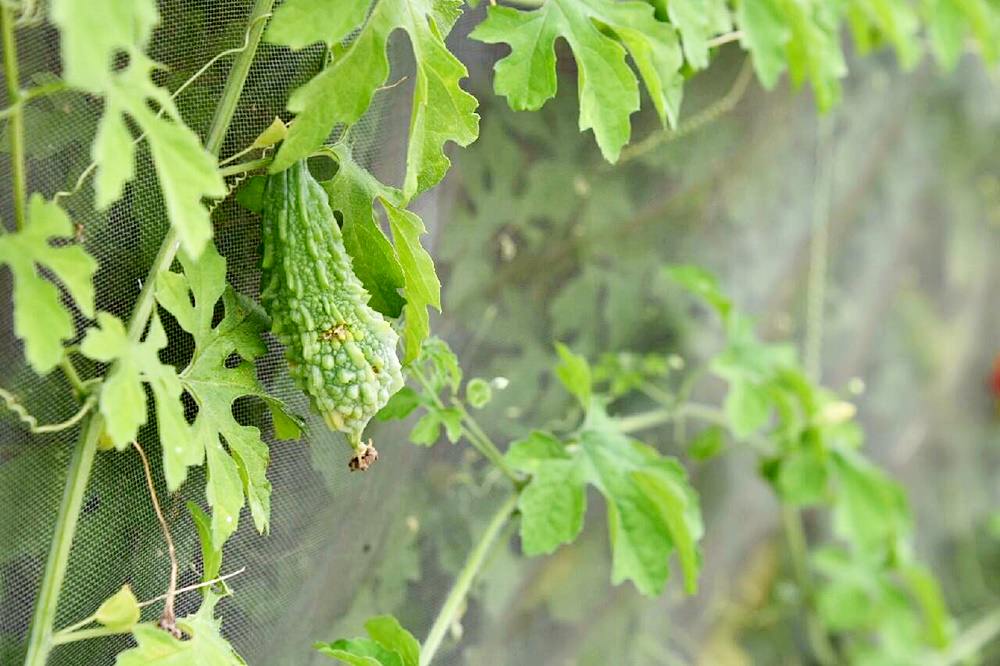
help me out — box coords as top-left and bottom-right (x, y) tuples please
(261, 161), (403, 449)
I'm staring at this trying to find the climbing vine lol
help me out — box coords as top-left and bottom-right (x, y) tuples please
(0, 0), (997, 664)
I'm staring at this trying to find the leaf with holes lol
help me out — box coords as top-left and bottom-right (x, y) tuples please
(0, 195), (96, 373)
(52, 0), (225, 257)
(156, 242), (301, 546)
(80, 311), (188, 453)
(267, 0), (479, 198)
(471, 0), (684, 160)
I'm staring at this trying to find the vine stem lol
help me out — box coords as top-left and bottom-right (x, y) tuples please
(22, 2), (274, 663)
(218, 155), (273, 177)
(782, 506), (837, 665)
(420, 492), (518, 666)
(617, 401), (773, 453)
(1, 3), (27, 230)
(787, 114), (839, 665)
(23, 416), (103, 664)
(409, 366), (520, 483)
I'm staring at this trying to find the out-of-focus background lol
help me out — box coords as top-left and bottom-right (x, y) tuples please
(1, 2), (998, 664)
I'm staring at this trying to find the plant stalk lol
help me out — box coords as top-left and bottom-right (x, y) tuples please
(420, 492), (518, 666)
(23, 416), (103, 664)
(782, 506), (837, 665)
(218, 155), (273, 177)
(22, 3), (274, 662)
(1, 4), (27, 230)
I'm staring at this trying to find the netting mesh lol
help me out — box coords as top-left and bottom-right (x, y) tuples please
(2, 1), (999, 665)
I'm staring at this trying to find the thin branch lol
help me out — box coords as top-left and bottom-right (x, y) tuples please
(218, 155), (273, 177)
(51, 625), (130, 646)
(375, 75), (408, 92)
(137, 567), (247, 608)
(617, 58), (754, 166)
(707, 30), (744, 48)
(59, 356), (88, 397)
(409, 367), (520, 484)
(420, 493), (518, 665)
(1, 4), (27, 230)
(132, 441), (180, 638)
(0, 80), (67, 120)
(804, 117), (835, 379)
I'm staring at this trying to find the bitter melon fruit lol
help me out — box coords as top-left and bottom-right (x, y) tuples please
(261, 161), (403, 465)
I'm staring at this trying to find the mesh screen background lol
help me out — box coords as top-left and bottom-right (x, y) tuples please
(1, 1), (998, 665)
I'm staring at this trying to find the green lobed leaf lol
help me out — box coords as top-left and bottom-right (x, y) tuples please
(508, 405), (703, 596)
(321, 148), (407, 318)
(417, 337), (462, 395)
(554, 343), (592, 409)
(316, 614), (420, 666)
(738, 0), (791, 88)
(846, 0), (921, 67)
(408, 411), (442, 446)
(267, 0), (479, 198)
(115, 592), (246, 666)
(0, 195), (97, 373)
(362, 616), (420, 666)
(383, 200), (441, 364)
(924, 0), (1000, 69)
(471, 0), (684, 160)
(51, 0), (225, 257)
(268, 0), (371, 49)
(737, 0), (849, 109)
(506, 431), (586, 556)
(156, 242), (300, 545)
(832, 449), (910, 557)
(81, 311), (188, 451)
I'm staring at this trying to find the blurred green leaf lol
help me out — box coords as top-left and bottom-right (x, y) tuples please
(376, 387), (423, 421)
(664, 264), (731, 322)
(316, 615), (419, 666)
(554, 343), (592, 409)
(466, 378), (493, 409)
(688, 425), (726, 461)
